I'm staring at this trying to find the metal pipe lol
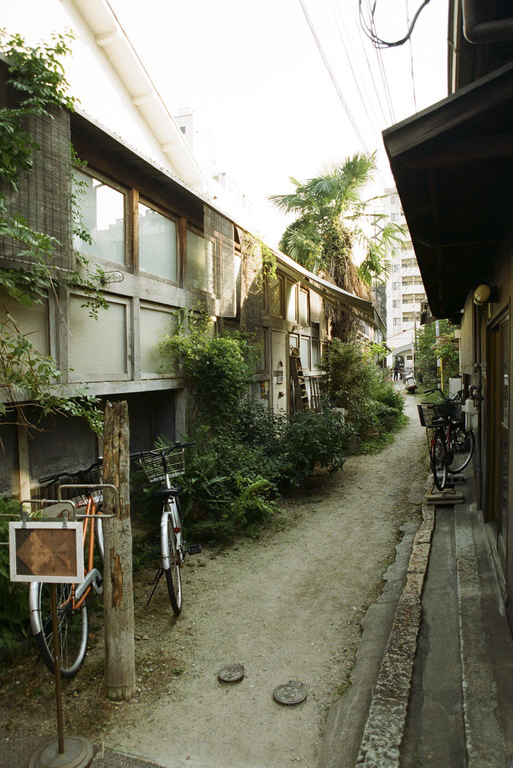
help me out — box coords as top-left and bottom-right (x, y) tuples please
(462, 0), (513, 43)
(51, 584), (65, 754)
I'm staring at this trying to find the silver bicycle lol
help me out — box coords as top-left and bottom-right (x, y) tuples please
(132, 442), (199, 615)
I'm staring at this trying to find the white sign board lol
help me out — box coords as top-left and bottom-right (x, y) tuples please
(9, 521), (84, 583)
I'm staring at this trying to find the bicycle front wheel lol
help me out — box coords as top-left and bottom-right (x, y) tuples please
(163, 513), (182, 616)
(33, 582), (89, 679)
(432, 430), (448, 491)
(448, 425), (474, 473)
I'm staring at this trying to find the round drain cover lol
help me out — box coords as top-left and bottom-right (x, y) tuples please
(273, 680), (307, 705)
(218, 663), (245, 683)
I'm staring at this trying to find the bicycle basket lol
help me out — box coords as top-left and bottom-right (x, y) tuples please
(39, 462), (103, 509)
(138, 449), (185, 485)
(63, 463), (103, 509)
(417, 403), (449, 428)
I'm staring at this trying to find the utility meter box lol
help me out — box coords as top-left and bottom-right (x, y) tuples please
(462, 398), (479, 431)
(449, 376), (462, 396)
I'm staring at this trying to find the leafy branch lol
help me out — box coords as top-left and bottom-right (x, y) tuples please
(0, 30), (104, 433)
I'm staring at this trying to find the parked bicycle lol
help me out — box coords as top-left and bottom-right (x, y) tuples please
(131, 442), (199, 616)
(418, 388), (474, 491)
(28, 461), (109, 678)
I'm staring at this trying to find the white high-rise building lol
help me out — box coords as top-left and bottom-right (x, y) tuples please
(378, 189), (426, 374)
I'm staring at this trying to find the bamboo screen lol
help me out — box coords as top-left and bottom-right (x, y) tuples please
(0, 107), (72, 270)
(203, 204), (236, 317)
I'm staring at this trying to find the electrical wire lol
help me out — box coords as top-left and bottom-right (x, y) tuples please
(359, 0), (432, 49)
(329, 0), (386, 140)
(364, 0), (396, 123)
(297, 0), (396, 191)
(347, 0), (391, 128)
(297, 0), (371, 152)
(406, 0), (418, 111)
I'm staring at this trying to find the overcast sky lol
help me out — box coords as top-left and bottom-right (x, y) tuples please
(108, 0), (448, 245)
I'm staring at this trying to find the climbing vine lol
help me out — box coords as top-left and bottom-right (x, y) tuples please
(0, 29), (105, 434)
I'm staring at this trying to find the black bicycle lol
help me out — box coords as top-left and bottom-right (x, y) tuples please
(418, 388), (474, 491)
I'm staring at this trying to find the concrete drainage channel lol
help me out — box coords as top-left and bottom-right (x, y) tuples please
(353, 502), (435, 768)
(318, 484), (437, 768)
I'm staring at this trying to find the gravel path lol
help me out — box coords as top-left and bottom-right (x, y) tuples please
(104, 394), (428, 768)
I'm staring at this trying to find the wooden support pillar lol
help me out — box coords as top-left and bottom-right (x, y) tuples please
(102, 400), (136, 701)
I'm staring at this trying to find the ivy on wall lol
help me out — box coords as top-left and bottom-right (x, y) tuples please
(0, 30), (105, 435)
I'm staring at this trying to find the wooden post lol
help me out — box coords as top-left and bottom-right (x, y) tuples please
(102, 400), (136, 701)
(17, 419), (31, 502)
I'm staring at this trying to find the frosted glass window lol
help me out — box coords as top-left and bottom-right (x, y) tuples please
(73, 171), (125, 265)
(140, 306), (176, 375)
(0, 290), (48, 355)
(286, 282), (298, 322)
(139, 204), (177, 281)
(299, 289), (309, 326)
(310, 292), (322, 322)
(300, 336), (310, 369)
(187, 230), (213, 292)
(254, 329), (266, 372)
(269, 275), (283, 317)
(69, 296), (127, 378)
(312, 339), (321, 369)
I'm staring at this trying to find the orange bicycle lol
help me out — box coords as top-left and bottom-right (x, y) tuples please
(28, 461), (112, 678)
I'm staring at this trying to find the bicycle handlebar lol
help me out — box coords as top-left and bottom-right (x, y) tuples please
(423, 387), (462, 401)
(39, 460), (103, 486)
(130, 441), (195, 461)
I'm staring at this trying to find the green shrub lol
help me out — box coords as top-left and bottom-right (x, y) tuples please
(159, 312), (258, 431)
(157, 319), (397, 545)
(415, 319), (460, 391)
(177, 423), (280, 544)
(321, 338), (405, 445)
(281, 408), (353, 487)
(0, 497), (30, 654)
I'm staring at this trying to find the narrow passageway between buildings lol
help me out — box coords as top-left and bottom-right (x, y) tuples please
(0, 394), (427, 768)
(102, 394), (427, 768)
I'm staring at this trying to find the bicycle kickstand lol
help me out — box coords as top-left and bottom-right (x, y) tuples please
(146, 568), (165, 606)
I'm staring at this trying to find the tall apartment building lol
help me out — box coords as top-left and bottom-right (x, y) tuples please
(377, 189), (427, 373)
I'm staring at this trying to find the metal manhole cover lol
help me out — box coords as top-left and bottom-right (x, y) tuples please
(218, 663), (245, 683)
(273, 680), (307, 705)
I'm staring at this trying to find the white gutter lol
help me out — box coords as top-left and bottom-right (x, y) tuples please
(69, 0), (213, 196)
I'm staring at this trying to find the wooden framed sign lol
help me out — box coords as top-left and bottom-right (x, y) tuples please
(9, 522), (84, 583)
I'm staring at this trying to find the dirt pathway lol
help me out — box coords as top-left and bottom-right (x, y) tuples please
(103, 394), (427, 768)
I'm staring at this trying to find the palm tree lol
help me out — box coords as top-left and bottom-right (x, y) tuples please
(269, 152), (403, 287)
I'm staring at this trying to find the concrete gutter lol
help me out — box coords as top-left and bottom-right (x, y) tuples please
(319, 485), (434, 768)
(354, 505), (434, 767)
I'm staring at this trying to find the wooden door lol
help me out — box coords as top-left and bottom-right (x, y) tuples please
(271, 331), (287, 415)
(488, 315), (510, 588)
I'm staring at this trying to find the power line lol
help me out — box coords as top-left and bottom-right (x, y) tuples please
(364, 0), (396, 124)
(359, 0), (432, 49)
(297, 0), (371, 153)
(406, 0), (418, 111)
(347, 0), (392, 128)
(329, 0), (386, 140)
(297, 0), (396, 190)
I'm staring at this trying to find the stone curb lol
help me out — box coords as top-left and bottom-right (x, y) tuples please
(355, 499), (435, 767)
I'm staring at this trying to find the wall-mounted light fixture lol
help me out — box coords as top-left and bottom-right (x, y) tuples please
(473, 284), (492, 305)
(100, 271), (124, 285)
